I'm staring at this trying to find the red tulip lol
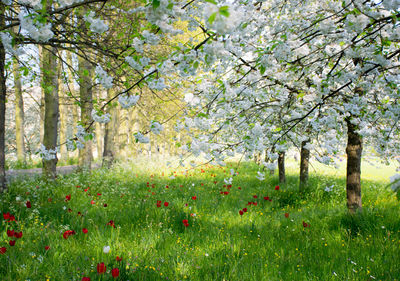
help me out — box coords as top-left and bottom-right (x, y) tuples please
(45, 246), (50, 250)
(26, 201), (31, 208)
(63, 230), (76, 239)
(97, 262), (106, 274)
(116, 256), (122, 262)
(9, 240), (15, 246)
(65, 194), (71, 201)
(7, 230), (14, 237)
(253, 195), (258, 199)
(302, 221), (310, 228)
(275, 185), (280, 191)
(82, 228), (88, 234)
(164, 202), (169, 207)
(107, 220), (116, 228)
(156, 200), (162, 207)
(182, 219), (189, 227)
(192, 196), (197, 200)
(111, 268), (120, 278)
(82, 277), (91, 281)
(0, 247), (6, 254)
(103, 204), (108, 207)
(239, 210), (244, 216)
(3, 212), (16, 222)
(264, 196), (270, 201)
(284, 213), (289, 218)
(243, 208), (248, 213)
(90, 200), (95, 205)
(14, 231), (23, 239)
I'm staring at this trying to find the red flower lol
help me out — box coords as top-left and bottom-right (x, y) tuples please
(0, 247), (6, 254)
(82, 277), (91, 281)
(9, 240), (15, 246)
(264, 196), (270, 201)
(63, 230), (76, 239)
(107, 220), (116, 228)
(302, 221), (310, 228)
(45, 246), (50, 250)
(284, 213), (289, 218)
(82, 228), (88, 234)
(84, 188), (89, 192)
(3, 212), (15, 222)
(90, 200), (95, 205)
(156, 200), (162, 207)
(97, 193), (102, 196)
(14, 231), (23, 239)
(223, 191), (229, 195)
(65, 194), (71, 201)
(253, 195), (258, 199)
(97, 262), (106, 274)
(238, 187), (242, 190)
(243, 208), (248, 213)
(239, 210), (244, 216)
(164, 202), (169, 207)
(192, 196), (197, 200)
(7, 230), (14, 237)
(182, 219), (189, 227)
(111, 268), (120, 278)
(275, 185), (280, 191)
(116, 256), (122, 262)
(26, 201), (31, 208)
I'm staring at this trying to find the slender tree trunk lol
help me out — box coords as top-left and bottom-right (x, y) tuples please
(0, 4), (7, 192)
(102, 90), (117, 167)
(299, 139), (310, 191)
(39, 46), (45, 144)
(58, 59), (68, 161)
(13, 54), (25, 165)
(66, 50), (79, 159)
(77, 55), (93, 170)
(278, 152), (286, 183)
(41, 47), (59, 179)
(346, 118), (363, 214)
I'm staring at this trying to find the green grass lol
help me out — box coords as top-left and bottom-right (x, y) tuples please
(0, 158), (399, 280)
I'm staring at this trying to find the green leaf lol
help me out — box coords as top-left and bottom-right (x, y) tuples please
(219, 6), (230, 17)
(260, 65), (266, 75)
(152, 0), (160, 9)
(208, 12), (217, 24)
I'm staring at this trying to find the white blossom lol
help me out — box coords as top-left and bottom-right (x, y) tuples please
(95, 65), (113, 89)
(118, 94), (139, 109)
(91, 109), (111, 124)
(84, 11), (108, 34)
(150, 121), (163, 135)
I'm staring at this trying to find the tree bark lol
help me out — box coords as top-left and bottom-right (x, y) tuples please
(58, 59), (68, 161)
(77, 55), (93, 170)
(102, 90), (117, 167)
(41, 47), (59, 179)
(278, 152), (286, 183)
(346, 118), (363, 214)
(13, 52), (25, 165)
(0, 4), (7, 192)
(299, 139), (310, 192)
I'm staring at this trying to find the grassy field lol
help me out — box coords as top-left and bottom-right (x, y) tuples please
(0, 157), (399, 280)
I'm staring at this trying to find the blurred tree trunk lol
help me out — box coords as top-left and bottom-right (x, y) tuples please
(13, 55), (25, 165)
(95, 90), (103, 159)
(58, 59), (68, 161)
(41, 47), (59, 179)
(65, 50), (79, 158)
(39, 46), (45, 143)
(0, 4), (7, 192)
(278, 152), (285, 183)
(299, 139), (310, 191)
(77, 55), (93, 170)
(103, 90), (118, 167)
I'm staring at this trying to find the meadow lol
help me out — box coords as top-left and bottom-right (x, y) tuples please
(0, 157), (399, 281)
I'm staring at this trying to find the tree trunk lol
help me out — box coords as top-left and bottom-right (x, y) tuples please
(77, 55), (93, 170)
(102, 90), (119, 167)
(66, 50), (79, 159)
(58, 59), (68, 161)
(299, 139), (310, 192)
(0, 4), (7, 192)
(278, 152), (286, 183)
(41, 47), (59, 179)
(346, 118), (363, 214)
(13, 53), (25, 165)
